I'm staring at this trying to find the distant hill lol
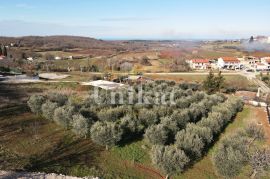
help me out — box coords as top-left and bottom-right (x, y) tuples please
(0, 35), (123, 50)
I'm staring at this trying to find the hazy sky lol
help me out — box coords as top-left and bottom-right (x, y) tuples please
(0, 0), (270, 39)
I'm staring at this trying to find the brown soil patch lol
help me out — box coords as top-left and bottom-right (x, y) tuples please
(251, 106), (270, 144)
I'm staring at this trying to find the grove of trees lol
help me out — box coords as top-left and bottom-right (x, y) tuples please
(27, 80), (243, 176)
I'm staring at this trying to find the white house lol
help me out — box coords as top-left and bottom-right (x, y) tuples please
(217, 57), (242, 70)
(254, 62), (269, 71)
(188, 59), (210, 70)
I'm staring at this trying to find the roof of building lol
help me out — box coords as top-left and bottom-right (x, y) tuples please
(81, 80), (126, 90)
(191, 59), (209, 63)
(220, 57), (240, 63)
(256, 62), (266, 66)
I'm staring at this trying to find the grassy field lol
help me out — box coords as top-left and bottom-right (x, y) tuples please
(0, 104), (163, 178)
(0, 81), (265, 179)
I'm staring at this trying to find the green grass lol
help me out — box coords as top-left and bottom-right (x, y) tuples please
(111, 140), (151, 164)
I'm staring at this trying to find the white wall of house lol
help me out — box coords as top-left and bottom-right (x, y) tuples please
(217, 58), (242, 70)
(190, 63), (208, 70)
(217, 58), (225, 68)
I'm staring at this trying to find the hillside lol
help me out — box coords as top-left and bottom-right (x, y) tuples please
(0, 36), (124, 51)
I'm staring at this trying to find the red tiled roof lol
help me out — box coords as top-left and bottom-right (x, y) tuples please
(191, 59), (209, 63)
(221, 57), (240, 63)
(256, 62), (265, 66)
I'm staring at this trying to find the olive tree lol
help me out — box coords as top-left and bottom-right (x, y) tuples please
(41, 100), (58, 121)
(53, 105), (76, 129)
(151, 145), (190, 177)
(212, 135), (249, 178)
(120, 114), (144, 134)
(245, 123), (264, 140)
(97, 106), (128, 122)
(144, 124), (169, 145)
(46, 93), (68, 106)
(27, 94), (46, 115)
(249, 148), (270, 178)
(90, 121), (123, 150)
(175, 130), (205, 159)
(138, 108), (158, 126)
(72, 114), (90, 138)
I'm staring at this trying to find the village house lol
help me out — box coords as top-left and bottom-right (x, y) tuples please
(188, 59), (210, 70)
(217, 57), (242, 70)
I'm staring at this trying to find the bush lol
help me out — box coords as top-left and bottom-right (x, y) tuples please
(27, 95), (46, 114)
(144, 124), (169, 145)
(41, 100), (58, 121)
(90, 121), (123, 149)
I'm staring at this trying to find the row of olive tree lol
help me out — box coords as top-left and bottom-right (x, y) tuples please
(28, 93), (92, 138)
(150, 97), (244, 177)
(144, 94), (226, 146)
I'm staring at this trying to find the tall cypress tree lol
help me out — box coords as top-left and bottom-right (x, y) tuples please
(3, 46), (7, 56)
(0, 45), (2, 56)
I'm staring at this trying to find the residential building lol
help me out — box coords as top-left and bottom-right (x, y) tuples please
(188, 59), (210, 70)
(217, 57), (242, 70)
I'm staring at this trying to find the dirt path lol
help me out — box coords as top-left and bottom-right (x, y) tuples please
(249, 106), (270, 144)
(250, 107), (270, 145)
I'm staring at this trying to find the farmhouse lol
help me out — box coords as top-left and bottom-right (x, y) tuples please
(217, 57), (242, 70)
(188, 59), (210, 70)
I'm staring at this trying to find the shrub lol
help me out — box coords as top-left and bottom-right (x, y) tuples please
(144, 124), (169, 145)
(27, 95), (46, 114)
(41, 100), (58, 121)
(90, 121), (123, 149)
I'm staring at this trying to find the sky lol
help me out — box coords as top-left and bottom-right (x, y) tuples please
(0, 0), (270, 40)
